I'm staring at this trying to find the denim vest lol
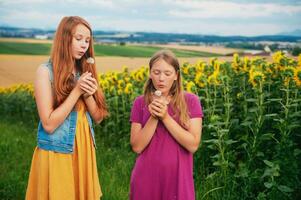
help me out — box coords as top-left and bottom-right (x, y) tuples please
(37, 61), (96, 154)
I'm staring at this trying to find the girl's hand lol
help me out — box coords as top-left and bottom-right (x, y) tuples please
(80, 73), (98, 98)
(148, 103), (158, 119)
(150, 99), (168, 120)
(75, 72), (92, 95)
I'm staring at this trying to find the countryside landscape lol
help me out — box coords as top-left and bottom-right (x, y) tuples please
(1, 0), (301, 199)
(1, 33), (301, 199)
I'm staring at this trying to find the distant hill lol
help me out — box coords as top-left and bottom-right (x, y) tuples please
(1, 26), (301, 44)
(279, 29), (301, 37)
(0, 26), (54, 38)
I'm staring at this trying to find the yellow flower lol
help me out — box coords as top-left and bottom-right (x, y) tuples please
(213, 60), (221, 72)
(135, 71), (144, 82)
(117, 88), (123, 95)
(232, 53), (240, 73)
(118, 79), (125, 89)
(243, 57), (250, 72)
(207, 71), (220, 85)
(182, 65), (189, 75)
(249, 67), (265, 87)
(194, 72), (206, 88)
(122, 65), (129, 73)
(108, 72), (118, 84)
(293, 67), (301, 87)
(283, 77), (291, 87)
(265, 65), (273, 75)
(272, 51), (284, 64)
(196, 61), (206, 73)
(124, 76), (131, 83)
(124, 83), (133, 94)
(283, 66), (295, 78)
(100, 79), (110, 90)
(186, 81), (196, 93)
(109, 86), (115, 94)
(133, 67), (147, 82)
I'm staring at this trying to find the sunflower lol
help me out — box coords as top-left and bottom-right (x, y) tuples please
(117, 89), (123, 95)
(100, 79), (110, 90)
(231, 53), (240, 73)
(293, 67), (301, 87)
(242, 57), (250, 72)
(249, 68), (265, 87)
(207, 71), (220, 85)
(283, 66), (295, 78)
(196, 61), (206, 73)
(182, 66), (188, 75)
(124, 76), (131, 83)
(194, 72), (206, 88)
(118, 79), (125, 89)
(186, 81), (197, 93)
(124, 83), (133, 94)
(272, 51), (284, 64)
(122, 65), (129, 73)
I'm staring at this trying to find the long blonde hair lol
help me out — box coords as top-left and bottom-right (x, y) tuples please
(50, 16), (108, 117)
(144, 50), (189, 127)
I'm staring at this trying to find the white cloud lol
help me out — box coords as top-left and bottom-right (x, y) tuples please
(168, 1), (301, 18)
(0, 0), (300, 35)
(85, 15), (295, 36)
(1, 10), (64, 28)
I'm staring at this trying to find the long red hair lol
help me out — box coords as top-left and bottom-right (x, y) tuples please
(51, 16), (108, 117)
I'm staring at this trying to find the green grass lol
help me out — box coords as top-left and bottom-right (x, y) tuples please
(0, 41), (221, 57)
(0, 42), (51, 55)
(0, 117), (135, 200)
(0, 119), (36, 199)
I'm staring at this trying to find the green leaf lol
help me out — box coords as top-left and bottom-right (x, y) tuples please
(225, 139), (237, 145)
(246, 98), (257, 102)
(256, 151), (264, 157)
(264, 182), (273, 189)
(213, 161), (221, 166)
(264, 113), (278, 118)
(260, 133), (275, 141)
(278, 185), (293, 193)
(241, 121), (252, 126)
(294, 149), (301, 157)
(203, 139), (219, 144)
(263, 160), (274, 167)
(267, 98), (282, 102)
(248, 107), (258, 112)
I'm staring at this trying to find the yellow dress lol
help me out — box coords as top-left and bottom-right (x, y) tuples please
(26, 100), (102, 200)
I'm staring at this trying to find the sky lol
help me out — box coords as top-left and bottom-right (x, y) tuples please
(0, 0), (300, 36)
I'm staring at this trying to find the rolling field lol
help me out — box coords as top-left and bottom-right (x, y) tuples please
(0, 40), (221, 57)
(0, 55), (241, 86)
(0, 37), (268, 87)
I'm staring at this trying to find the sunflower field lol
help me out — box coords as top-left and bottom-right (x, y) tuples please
(0, 52), (300, 199)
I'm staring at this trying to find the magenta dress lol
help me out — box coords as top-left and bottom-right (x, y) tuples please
(129, 92), (204, 200)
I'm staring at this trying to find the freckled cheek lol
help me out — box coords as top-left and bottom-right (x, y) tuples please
(85, 45), (89, 52)
(167, 80), (174, 88)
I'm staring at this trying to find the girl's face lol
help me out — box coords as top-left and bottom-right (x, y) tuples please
(71, 24), (91, 60)
(150, 58), (178, 96)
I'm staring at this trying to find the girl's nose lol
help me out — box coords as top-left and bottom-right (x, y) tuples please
(81, 41), (88, 49)
(159, 74), (165, 81)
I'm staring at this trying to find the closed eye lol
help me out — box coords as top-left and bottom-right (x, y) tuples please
(152, 70), (160, 75)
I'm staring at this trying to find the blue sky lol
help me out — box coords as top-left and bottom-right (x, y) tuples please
(0, 0), (300, 36)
